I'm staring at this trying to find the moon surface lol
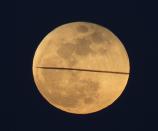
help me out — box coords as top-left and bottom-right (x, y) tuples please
(32, 22), (130, 114)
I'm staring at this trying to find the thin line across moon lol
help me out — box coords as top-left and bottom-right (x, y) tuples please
(36, 66), (129, 75)
(32, 22), (130, 114)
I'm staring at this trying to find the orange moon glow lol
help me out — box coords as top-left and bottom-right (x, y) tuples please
(32, 22), (130, 114)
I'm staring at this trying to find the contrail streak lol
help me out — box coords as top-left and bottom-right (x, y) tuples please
(36, 66), (129, 75)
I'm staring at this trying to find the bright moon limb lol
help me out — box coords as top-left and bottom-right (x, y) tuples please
(32, 22), (130, 114)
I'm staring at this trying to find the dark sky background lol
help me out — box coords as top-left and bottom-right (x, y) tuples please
(15, 1), (158, 131)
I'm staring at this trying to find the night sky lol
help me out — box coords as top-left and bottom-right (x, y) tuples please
(14, 1), (158, 131)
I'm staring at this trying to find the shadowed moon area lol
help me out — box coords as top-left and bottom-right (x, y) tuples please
(57, 43), (75, 58)
(50, 79), (100, 108)
(57, 37), (93, 57)
(76, 25), (89, 33)
(91, 31), (107, 43)
(32, 22), (130, 114)
(57, 37), (95, 66)
(75, 38), (93, 56)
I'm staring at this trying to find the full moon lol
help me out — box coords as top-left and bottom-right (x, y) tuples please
(32, 22), (130, 114)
